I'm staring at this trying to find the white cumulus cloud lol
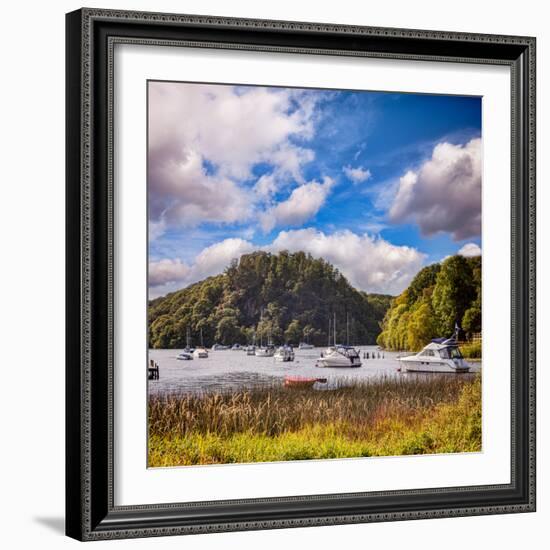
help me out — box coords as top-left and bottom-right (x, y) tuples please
(149, 229), (426, 298)
(389, 138), (482, 240)
(260, 177), (334, 232)
(343, 165), (372, 184)
(148, 82), (319, 232)
(149, 238), (255, 297)
(458, 242), (482, 257)
(268, 228), (425, 295)
(148, 259), (190, 287)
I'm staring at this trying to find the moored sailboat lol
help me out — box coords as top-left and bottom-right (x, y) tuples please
(177, 327), (194, 360)
(193, 328), (209, 359)
(316, 313), (362, 368)
(255, 309), (275, 357)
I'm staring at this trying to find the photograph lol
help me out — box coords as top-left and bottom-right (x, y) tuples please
(147, 80), (483, 467)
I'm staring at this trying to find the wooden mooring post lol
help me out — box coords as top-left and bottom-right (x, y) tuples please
(148, 359), (159, 380)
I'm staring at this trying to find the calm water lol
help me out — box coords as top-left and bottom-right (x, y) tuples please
(148, 346), (481, 396)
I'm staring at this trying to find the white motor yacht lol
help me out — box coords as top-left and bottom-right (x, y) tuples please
(274, 346), (295, 362)
(398, 331), (470, 373)
(176, 351), (193, 361)
(316, 345), (362, 368)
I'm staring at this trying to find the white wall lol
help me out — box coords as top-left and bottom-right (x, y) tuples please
(0, 1), (546, 548)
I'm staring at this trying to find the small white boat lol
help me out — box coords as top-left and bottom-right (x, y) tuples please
(274, 346), (295, 362)
(398, 327), (470, 373)
(231, 343), (243, 351)
(211, 344), (229, 351)
(316, 346), (362, 368)
(255, 345), (275, 357)
(193, 347), (208, 359)
(298, 342), (314, 350)
(176, 351), (193, 361)
(246, 345), (256, 356)
(255, 310), (275, 357)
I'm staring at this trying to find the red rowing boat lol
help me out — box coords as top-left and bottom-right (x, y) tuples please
(283, 376), (327, 388)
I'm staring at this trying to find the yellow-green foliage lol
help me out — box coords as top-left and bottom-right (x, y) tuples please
(460, 340), (482, 359)
(148, 377), (481, 466)
(378, 255), (482, 351)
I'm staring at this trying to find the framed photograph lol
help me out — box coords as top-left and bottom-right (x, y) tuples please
(66, 8), (536, 541)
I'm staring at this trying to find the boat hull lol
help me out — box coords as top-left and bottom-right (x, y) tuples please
(316, 357), (361, 368)
(274, 355), (294, 362)
(255, 349), (275, 357)
(399, 358), (470, 373)
(316, 362), (362, 368)
(284, 377), (316, 388)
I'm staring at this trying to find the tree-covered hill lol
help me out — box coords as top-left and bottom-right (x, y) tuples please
(377, 254), (481, 351)
(148, 251), (392, 348)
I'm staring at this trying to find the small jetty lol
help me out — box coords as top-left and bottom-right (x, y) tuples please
(148, 359), (159, 380)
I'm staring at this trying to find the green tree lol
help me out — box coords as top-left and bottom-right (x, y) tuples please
(406, 264), (441, 306)
(432, 256), (476, 335)
(215, 316), (242, 344)
(462, 256), (482, 334)
(407, 302), (437, 351)
(284, 319), (302, 344)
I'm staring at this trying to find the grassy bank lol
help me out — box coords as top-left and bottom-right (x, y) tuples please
(148, 376), (481, 466)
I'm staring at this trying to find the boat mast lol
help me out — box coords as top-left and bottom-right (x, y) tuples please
(259, 308), (263, 348)
(346, 312), (349, 346)
(328, 316), (331, 347)
(333, 312), (337, 346)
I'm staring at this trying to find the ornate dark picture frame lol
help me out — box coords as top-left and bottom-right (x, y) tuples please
(66, 8), (536, 541)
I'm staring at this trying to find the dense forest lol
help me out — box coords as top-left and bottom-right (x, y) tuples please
(377, 255), (481, 351)
(149, 251), (392, 348)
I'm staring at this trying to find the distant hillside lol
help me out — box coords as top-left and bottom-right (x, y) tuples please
(377, 254), (481, 351)
(149, 251), (393, 348)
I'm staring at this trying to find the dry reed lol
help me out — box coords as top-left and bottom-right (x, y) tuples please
(149, 375), (472, 439)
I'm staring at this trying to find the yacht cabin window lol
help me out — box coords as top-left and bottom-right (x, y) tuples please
(440, 347), (463, 359)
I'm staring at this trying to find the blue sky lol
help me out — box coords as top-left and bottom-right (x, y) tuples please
(148, 82), (482, 298)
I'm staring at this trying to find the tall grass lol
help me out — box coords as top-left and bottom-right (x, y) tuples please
(148, 376), (481, 466)
(149, 375), (469, 438)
